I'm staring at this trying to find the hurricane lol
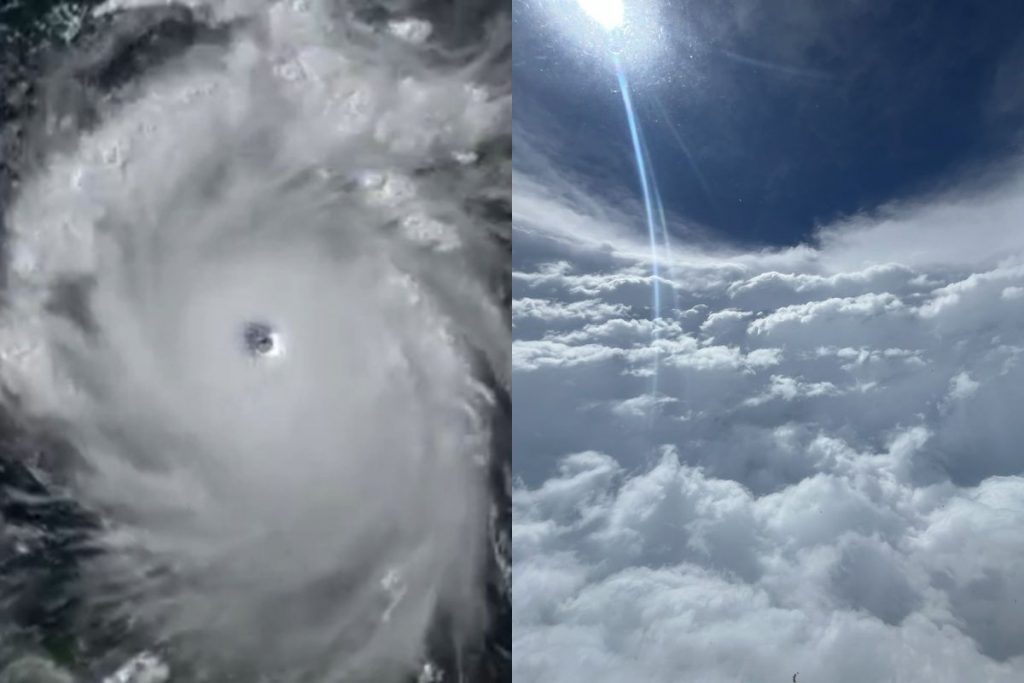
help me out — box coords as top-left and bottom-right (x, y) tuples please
(0, 0), (510, 680)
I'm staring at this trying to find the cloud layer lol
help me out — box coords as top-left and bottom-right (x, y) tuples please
(512, 159), (1024, 681)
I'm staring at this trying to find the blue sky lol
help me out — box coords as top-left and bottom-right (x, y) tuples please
(515, 0), (1024, 246)
(512, 2), (1024, 681)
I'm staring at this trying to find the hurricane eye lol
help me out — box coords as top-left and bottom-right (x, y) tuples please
(243, 321), (278, 357)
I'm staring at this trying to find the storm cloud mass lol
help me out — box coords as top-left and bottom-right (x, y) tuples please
(512, 146), (1024, 680)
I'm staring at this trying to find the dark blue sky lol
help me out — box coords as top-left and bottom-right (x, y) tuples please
(514, 0), (1024, 246)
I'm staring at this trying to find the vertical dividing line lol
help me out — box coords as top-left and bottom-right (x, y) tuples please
(613, 53), (661, 396)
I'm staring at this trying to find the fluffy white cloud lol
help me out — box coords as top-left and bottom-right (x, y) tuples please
(513, 154), (1024, 681)
(609, 394), (678, 418)
(513, 297), (631, 323)
(514, 447), (1024, 682)
(743, 374), (840, 406)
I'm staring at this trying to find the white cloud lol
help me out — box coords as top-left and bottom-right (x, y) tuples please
(513, 297), (630, 323)
(814, 164), (1024, 270)
(609, 394), (678, 418)
(514, 446), (1024, 682)
(513, 145), (1024, 680)
(947, 371), (980, 401)
(749, 292), (909, 335)
(743, 374), (840, 406)
(699, 308), (754, 342)
(512, 339), (621, 371)
(1002, 285), (1024, 300)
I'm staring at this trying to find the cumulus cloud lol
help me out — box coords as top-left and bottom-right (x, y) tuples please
(608, 393), (678, 418)
(742, 374), (840, 406)
(512, 141), (1024, 680)
(513, 297), (630, 323)
(514, 446), (1024, 682)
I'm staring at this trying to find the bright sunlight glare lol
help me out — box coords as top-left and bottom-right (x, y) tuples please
(576, 0), (624, 30)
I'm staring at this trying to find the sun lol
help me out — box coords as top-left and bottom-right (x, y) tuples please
(576, 0), (624, 31)
(529, 0), (668, 78)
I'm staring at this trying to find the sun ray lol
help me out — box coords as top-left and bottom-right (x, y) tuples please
(613, 53), (662, 396)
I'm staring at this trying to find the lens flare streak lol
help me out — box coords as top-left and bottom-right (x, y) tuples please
(612, 53), (664, 394)
(636, 117), (680, 315)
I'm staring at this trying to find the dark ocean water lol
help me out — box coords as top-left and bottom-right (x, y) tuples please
(2, 5), (103, 677)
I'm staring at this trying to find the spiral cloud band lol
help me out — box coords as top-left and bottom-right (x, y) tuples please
(0, 1), (510, 680)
